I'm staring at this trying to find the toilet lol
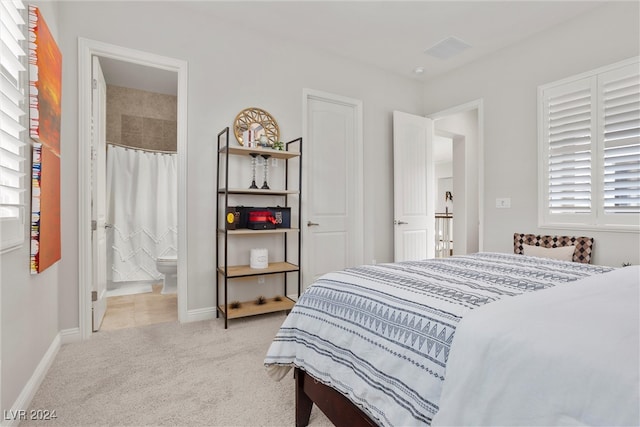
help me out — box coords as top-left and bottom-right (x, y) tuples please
(156, 255), (178, 294)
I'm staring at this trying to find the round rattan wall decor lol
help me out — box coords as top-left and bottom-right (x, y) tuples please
(233, 107), (280, 146)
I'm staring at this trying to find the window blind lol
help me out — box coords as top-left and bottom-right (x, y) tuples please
(539, 57), (640, 230)
(600, 65), (640, 215)
(545, 81), (593, 214)
(0, 0), (27, 251)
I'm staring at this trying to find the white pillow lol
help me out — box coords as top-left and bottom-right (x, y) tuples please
(522, 244), (576, 262)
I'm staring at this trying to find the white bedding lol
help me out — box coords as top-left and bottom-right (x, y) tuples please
(264, 253), (614, 426)
(432, 265), (640, 426)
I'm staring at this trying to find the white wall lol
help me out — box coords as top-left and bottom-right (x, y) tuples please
(423, 2), (640, 267)
(0, 1), (61, 416)
(55, 1), (423, 328)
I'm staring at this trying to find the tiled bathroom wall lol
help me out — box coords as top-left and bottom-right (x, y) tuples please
(106, 85), (177, 152)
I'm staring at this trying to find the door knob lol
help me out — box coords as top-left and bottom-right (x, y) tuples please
(105, 223), (113, 229)
(394, 220), (408, 225)
(307, 221), (319, 227)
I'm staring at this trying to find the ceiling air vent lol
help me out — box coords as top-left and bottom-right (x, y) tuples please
(425, 37), (471, 60)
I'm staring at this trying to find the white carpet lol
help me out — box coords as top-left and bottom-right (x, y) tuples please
(25, 313), (332, 426)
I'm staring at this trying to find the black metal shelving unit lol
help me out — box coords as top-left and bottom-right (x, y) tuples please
(215, 127), (302, 328)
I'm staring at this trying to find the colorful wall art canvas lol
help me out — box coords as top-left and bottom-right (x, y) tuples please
(29, 5), (62, 274)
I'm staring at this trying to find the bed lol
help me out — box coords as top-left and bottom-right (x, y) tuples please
(264, 247), (638, 426)
(432, 264), (640, 426)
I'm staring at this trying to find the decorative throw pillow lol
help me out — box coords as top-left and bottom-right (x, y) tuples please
(522, 244), (576, 262)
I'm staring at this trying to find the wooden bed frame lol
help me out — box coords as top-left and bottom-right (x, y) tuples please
(295, 367), (377, 427)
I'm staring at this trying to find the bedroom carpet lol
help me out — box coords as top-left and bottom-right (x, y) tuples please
(24, 313), (332, 426)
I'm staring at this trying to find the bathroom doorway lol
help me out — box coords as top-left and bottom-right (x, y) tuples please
(98, 61), (179, 330)
(78, 38), (188, 338)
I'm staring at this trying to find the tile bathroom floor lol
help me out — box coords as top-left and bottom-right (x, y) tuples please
(100, 284), (177, 331)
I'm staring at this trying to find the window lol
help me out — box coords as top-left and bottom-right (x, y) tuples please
(538, 58), (640, 231)
(0, 0), (27, 252)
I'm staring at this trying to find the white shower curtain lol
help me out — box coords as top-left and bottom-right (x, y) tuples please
(106, 144), (177, 283)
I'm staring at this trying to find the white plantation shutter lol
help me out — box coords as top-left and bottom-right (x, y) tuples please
(599, 64), (640, 217)
(0, 0), (27, 251)
(539, 57), (640, 230)
(545, 80), (594, 215)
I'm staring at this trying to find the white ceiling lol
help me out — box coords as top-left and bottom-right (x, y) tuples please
(99, 57), (178, 95)
(99, 1), (606, 95)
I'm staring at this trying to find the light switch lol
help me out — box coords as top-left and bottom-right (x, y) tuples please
(496, 198), (511, 209)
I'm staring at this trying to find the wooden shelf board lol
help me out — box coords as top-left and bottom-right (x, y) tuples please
(221, 228), (300, 235)
(218, 261), (299, 277)
(219, 145), (300, 159)
(219, 297), (295, 319)
(218, 188), (299, 195)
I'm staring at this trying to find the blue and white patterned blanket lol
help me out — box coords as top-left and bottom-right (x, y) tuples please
(264, 253), (613, 426)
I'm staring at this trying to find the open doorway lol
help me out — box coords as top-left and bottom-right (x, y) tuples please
(433, 134), (454, 257)
(430, 100), (483, 255)
(98, 56), (179, 331)
(78, 38), (188, 339)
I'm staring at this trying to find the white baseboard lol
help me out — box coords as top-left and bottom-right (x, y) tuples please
(2, 333), (60, 427)
(60, 327), (81, 344)
(186, 307), (216, 323)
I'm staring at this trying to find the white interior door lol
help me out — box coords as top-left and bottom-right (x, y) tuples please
(393, 111), (434, 262)
(303, 90), (363, 288)
(91, 56), (107, 331)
